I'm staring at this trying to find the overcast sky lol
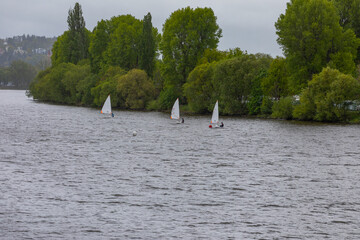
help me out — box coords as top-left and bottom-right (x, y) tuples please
(0, 0), (289, 57)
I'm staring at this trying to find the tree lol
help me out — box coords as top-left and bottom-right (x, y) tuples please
(91, 66), (126, 107)
(293, 67), (360, 121)
(139, 13), (156, 77)
(52, 2), (90, 66)
(183, 62), (216, 113)
(212, 54), (272, 115)
(117, 69), (156, 109)
(67, 2), (89, 63)
(261, 57), (289, 99)
(9, 60), (37, 89)
(89, 15), (155, 74)
(104, 15), (142, 70)
(29, 62), (94, 104)
(271, 96), (295, 120)
(89, 20), (111, 74)
(0, 67), (10, 86)
(275, 0), (360, 92)
(332, 0), (360, 61)
(160, 7), (222, 101)
(247, 70), (267, 115)
(51, 32), (71, 66)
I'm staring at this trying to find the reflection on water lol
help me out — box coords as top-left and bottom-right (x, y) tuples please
(1, 90), (360, 239)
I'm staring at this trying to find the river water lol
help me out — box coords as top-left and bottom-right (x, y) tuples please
(1, 90), (360, 239)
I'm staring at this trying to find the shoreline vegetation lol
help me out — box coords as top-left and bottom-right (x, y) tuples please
(27, 1), (360, 123)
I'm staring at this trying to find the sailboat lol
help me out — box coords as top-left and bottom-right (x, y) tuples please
(171, 98), (182, 123)
(101, 95), (113, 117)
(210, 100), (223, 128)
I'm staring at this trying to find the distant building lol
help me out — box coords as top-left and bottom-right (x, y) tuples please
(13, 47), (26, 55)
(33, 48), (47, 54)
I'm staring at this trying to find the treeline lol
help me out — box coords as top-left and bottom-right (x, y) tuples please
(0, 61), (37, 89)
(29, 0), (360, 122)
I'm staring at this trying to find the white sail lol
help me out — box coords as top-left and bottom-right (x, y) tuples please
(101, 95), (112, 114)
(171, 98), (180, 120)
(211, 100), (219, 124)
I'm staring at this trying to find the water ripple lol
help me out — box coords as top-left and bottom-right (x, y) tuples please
(1, 90), (360, 239)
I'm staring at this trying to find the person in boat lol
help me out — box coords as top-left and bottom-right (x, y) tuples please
(111, 113), (114, 117)
(181, 118), (184, 123)
(220, 122), (224, 127)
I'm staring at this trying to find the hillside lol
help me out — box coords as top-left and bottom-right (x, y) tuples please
(0, 35), (56, 68)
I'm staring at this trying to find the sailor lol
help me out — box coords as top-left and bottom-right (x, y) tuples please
(111, 113), (114, 117)
(181, 118), (184, 123)
(220, 122), (224, 127)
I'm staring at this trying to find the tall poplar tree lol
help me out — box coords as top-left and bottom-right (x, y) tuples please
(139, 13), (156, 77)
(51, 2), (89, 66)
(67, 2), (89, 64)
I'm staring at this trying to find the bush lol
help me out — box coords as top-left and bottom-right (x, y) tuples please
(184, 62), (215, 113)
(117, 69), (156, 109)
(271, 96), (294, 120)
(260, 96), (274, 115)
(157, 86), (179, 110)
(293, 67), (360, 122)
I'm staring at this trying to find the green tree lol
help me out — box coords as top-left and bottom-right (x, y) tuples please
(212, 54), (272, 115)
(139, 13), (156, 77)
(51, 32), (71, 66)
(9, 60), (37, 89)
(276, 0), (360, 92)
(293, 67), (360, 121)
(247, 70), (267, 115)
(29, 64), (68, 103)
(183, 62), (216, 113)
(117, 69), (156, 109)
(61, 62), (93, 104)
(272, 96), (295, 120)
(0, 67), (10, 86)
(332, 0), (360, 61)
(51, 3), (90, 66)
(67, 2), (89, 64)
(104, 15), (142, 70)
(160, 7), (222, 100)
(89, 15), (155, 74)
(197, 49), (228, 65)
(261, 57), (289, 99)
(29, 62), (93, 104)
(89, 20), (111, 74)
(91, 66), (126, 107)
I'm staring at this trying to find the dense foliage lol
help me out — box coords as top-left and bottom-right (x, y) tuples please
(89, 14), (159, 75)
(139, 13), (156, 77)
(276, 0), (360, 92)
(159, 7), (222, 108)
(0, 60), (37, 89)
(52, 3), (90, 66)
(27, 1), (360, 122)
(293, 67), (360, 122)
